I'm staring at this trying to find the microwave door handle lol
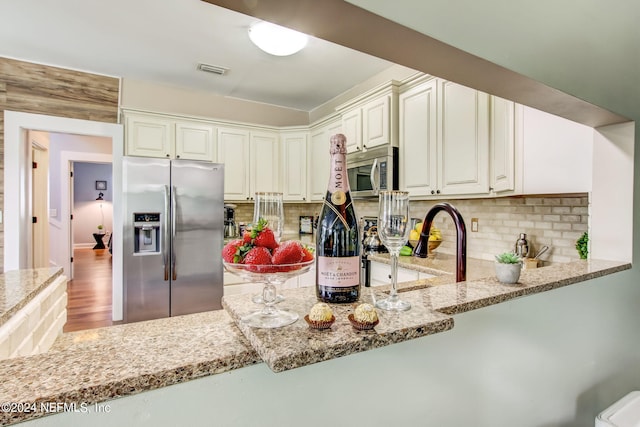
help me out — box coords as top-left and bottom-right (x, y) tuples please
(163, 185), (170, 281)
(370, 158), (380, 195)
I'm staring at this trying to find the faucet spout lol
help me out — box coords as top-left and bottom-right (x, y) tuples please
(413, 202), (467, 282)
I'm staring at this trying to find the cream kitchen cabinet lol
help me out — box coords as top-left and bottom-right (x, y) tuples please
(174, 121), (216, 162)
(369, 260), (435, 287)
(250, 131), (280, 197)
(399, 77), (438, 197)
(218, 127), (250, 200)
(438, 80), (490, 195)
(124, 112), (216, 161)
(218, 127), (279, 201)
(341, 108), (362, 154)
(309, 118), (341, 201)
(399, 77), (490, 197)
(281, 131), (309, 201)
(490, 95), (518, 193)
(338, 82), (399, 154)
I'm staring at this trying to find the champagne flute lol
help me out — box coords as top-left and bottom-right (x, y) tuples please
(375, 191), (411, 311)
(253, 192), (284, 242)
(251, 192), (285, 304)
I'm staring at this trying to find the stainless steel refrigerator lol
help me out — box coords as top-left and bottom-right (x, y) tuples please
(123, 157), (224, 323)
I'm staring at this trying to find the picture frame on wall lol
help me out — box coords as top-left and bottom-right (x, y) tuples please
(95, 180), (107, 190)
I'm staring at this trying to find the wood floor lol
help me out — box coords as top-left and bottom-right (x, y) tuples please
(63, 248), (113, 332)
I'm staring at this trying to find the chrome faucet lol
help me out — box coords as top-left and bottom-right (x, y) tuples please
(413, 202), (467, 282)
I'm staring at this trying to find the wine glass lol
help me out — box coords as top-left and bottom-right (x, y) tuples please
(253, 192), (284, 242)
(224, 260), (314, 328)
(375, 191), (412, 311)
(251, 192), (285, 304)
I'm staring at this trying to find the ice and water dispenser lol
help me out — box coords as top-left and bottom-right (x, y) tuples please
(133, 213), (161, 254)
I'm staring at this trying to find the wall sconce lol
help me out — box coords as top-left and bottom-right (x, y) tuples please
(96, 192), (104, 201)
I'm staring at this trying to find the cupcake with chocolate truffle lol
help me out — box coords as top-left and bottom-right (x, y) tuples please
(348, 303), (379, 330)
(304, 303), (335, 329)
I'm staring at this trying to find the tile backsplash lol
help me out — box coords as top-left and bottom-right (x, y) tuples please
(231, 193), (589, 264)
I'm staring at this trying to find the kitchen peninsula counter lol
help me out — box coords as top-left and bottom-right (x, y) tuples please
(0, 268), (67, 363)
(0, 268), (64, 329)
(0, 258), (630, 425)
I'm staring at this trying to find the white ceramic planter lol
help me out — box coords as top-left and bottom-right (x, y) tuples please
(495, 262), (522, 284)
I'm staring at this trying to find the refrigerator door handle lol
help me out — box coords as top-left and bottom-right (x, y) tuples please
(171, 185), (177, 281)
(163, 185), (170, 281)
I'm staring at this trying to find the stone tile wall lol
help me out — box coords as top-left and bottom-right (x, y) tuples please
(231, 193), (589, 264)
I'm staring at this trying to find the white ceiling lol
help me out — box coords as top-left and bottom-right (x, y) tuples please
(0, 0), (395, 112)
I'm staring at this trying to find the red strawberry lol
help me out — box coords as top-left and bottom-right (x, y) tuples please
(301, 245), (314, 262)
(242, 230), (252, 244)
(222, 239), (243, 263)
(243, 246), (273, 272)
(254, 227), (278, 250)
(272, 240), (304, 265)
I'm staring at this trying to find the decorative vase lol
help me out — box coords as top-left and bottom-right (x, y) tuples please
(495, 262), (522, 284)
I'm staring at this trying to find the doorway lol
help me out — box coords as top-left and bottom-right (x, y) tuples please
(4, 111), (124, 321)
(64, 160), (114, 332)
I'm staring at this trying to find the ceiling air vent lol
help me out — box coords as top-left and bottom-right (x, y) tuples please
(197, 63), (229, 76)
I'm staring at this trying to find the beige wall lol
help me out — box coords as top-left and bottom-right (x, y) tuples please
(120, 78), (309, 127)
(120, 64), (418, 128)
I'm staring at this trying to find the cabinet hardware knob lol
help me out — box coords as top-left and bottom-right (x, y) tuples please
(436, 189), (441, 194)
(431, 190), (435, 195)
(166, 154), (170, 158)
(176, 155), (180, 159)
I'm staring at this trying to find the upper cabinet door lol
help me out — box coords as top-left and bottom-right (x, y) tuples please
(125, 114), (174, 159)
(399, 79), (438, 196)
(490, 96), (516, 193)
(218, 127), (250, 200)
(438, 80), (490, 195)
(250, 131), (279, 197)
(309, 120), (340, 201)
(175, 121), (216, 162)
(342, 108), (362, 154)
(362, 95), (390, 150)
(281, 132), (308, 201)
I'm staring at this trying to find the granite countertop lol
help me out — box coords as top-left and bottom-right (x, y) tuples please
(0, 310), (260, 426)
(0, 257), (631, 425)
(0, 267), (64, 328)
(368, 252), (497, 284)
(222, 286), (454, 372)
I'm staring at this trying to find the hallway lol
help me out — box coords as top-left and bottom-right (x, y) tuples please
(63, 248), (113, 332)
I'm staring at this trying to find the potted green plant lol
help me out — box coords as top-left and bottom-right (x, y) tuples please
(97, 224), (104, 234)
(494, 252), (522, 284)
(576, 232), (588, 259)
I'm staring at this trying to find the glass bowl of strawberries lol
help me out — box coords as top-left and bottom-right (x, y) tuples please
(222, 218), (315, 328)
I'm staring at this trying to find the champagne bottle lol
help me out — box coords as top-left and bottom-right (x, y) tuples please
(316, 134), (360, 303)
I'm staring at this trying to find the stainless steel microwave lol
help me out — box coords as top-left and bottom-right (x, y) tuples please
(347, 146), (398, 198)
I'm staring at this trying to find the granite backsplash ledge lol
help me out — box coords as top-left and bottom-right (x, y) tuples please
(231, 193), (588, 264)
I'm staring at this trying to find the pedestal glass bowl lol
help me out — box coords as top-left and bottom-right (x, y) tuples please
(223, 259), (314, 328)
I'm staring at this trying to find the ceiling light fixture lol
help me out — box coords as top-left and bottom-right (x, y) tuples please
(248, 21), (308, 56)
